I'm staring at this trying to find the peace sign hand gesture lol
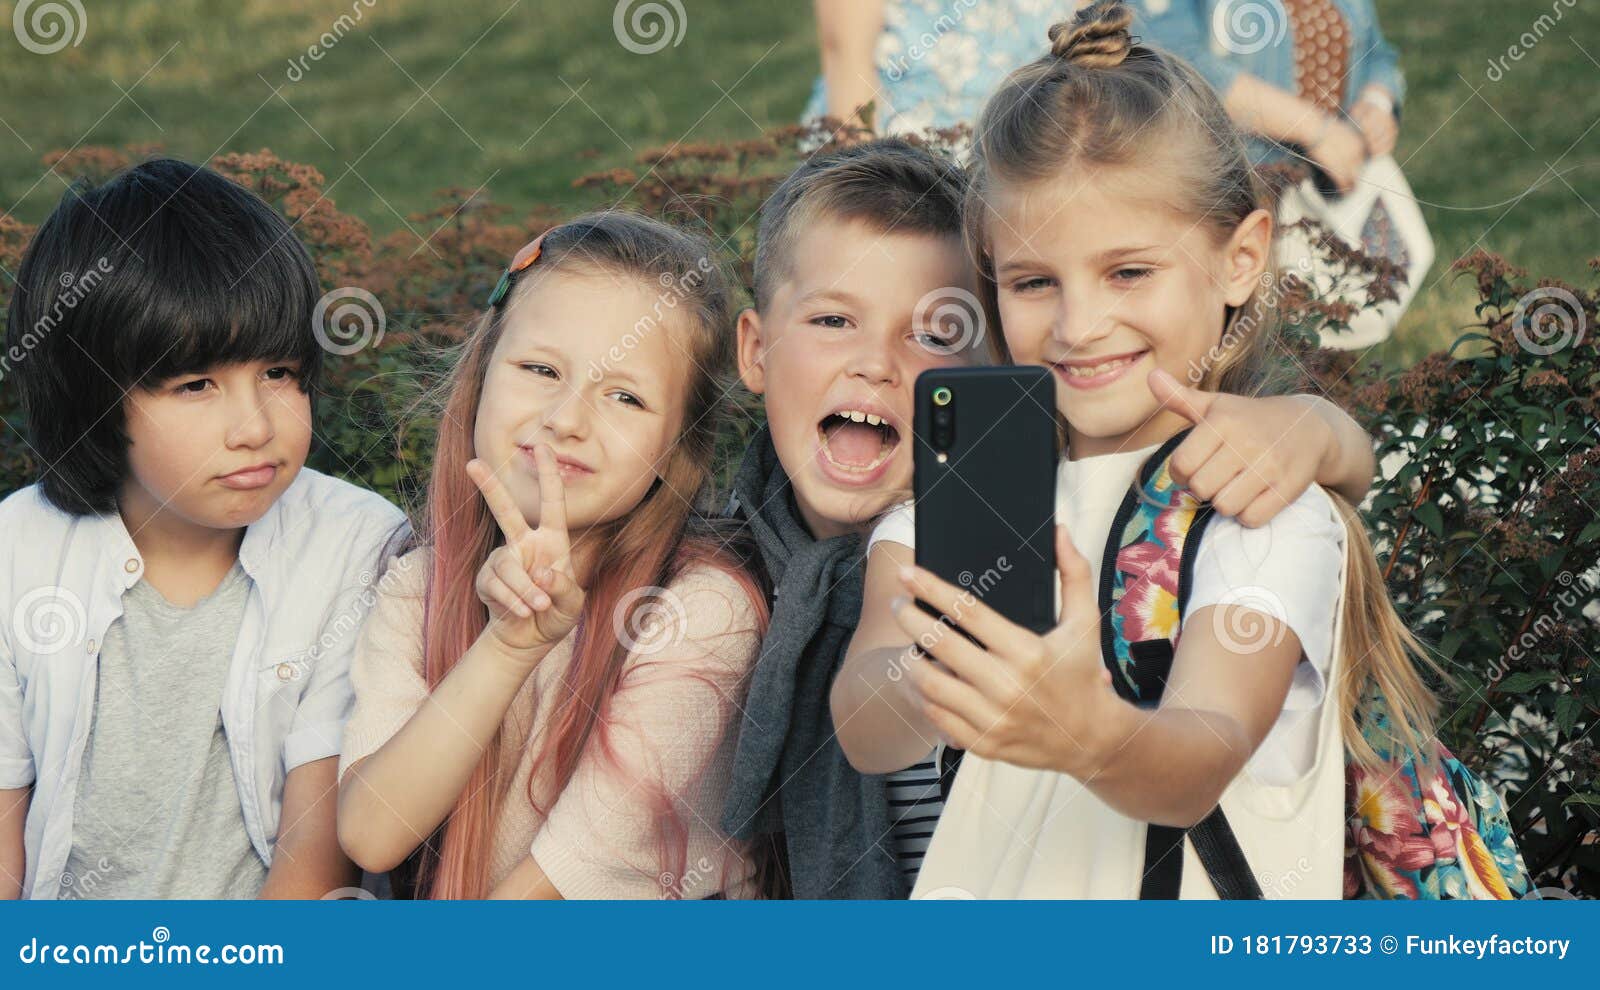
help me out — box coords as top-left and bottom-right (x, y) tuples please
(467, 444), (585, 664)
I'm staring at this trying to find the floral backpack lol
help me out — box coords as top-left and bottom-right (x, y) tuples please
(1099, 431), (1532, 900)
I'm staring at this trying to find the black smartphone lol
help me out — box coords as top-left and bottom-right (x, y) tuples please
(913, 366), (1058, 635)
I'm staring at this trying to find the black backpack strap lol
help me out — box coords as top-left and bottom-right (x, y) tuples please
(1139, 824), (1187, 899)
(1106, 435), (1263, 900)
(1189, 808), (1263, 899)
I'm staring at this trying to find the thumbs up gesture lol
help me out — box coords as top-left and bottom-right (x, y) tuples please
(1149, 368), (1349, 528)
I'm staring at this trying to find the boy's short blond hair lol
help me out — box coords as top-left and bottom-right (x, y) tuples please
(752, 139), (968, 312)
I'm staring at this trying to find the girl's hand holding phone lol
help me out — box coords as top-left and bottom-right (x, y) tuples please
(889, 525), (1131, 779)
(467, 445), (585, 666)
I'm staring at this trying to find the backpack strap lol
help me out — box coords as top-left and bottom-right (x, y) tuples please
(1099, 430), (1262, 900)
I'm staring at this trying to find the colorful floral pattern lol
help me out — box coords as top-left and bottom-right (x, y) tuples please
(1104, 458), (1205, 700)
(1106, 439), (1532, 899)
(1343, 684), (1531, 899)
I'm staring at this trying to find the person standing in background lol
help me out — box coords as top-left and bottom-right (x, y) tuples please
(806, 0), (1066, 140)
(1129, 0), (1404, 192)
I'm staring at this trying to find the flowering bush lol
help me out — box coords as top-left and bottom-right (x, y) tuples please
(1, 134), (1594, 897)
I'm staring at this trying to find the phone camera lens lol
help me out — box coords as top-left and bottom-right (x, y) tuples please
(932, 386), (952, 407)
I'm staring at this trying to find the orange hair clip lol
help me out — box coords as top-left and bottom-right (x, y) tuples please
(486, 231), (548, 307)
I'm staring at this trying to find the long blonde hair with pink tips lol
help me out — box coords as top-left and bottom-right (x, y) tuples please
(409, 211), (769, 899)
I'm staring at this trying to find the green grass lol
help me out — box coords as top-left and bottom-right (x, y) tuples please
(0, 0), (1594, 366)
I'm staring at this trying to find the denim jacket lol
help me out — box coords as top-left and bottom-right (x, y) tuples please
(1130, 0), (1405, 162)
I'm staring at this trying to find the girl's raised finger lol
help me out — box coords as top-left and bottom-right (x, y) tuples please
(467, 458), (532, 544)
(531, 444), (569, 537)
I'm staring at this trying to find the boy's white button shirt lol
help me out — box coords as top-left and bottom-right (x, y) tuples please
(0, 468), (404, 899)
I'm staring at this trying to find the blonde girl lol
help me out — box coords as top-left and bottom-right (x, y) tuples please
(836, 1), (1525, 899)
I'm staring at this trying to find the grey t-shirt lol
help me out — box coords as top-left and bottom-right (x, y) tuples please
(61, 562), (269, 900)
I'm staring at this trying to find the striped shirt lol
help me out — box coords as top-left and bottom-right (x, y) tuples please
(885, 744), (955, 884)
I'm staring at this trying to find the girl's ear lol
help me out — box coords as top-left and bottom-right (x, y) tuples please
(735, 307), (767, 395)
(1222, 207), (1274, 307)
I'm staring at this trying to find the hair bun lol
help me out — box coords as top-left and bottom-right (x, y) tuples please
(1048, 1), (1135, 68)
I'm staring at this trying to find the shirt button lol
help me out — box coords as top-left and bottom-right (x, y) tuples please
(86, 639), (97, 654)
(124, 558), (139, 574)
(276, 663), (295, 681)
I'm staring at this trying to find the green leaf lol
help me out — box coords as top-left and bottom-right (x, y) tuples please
(1495, 671), (1553, 693)
(1554, 695), (1584, 737)
(1413, 502), (1444, 537)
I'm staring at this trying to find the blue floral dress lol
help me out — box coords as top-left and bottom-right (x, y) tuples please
(802, 0), (1064, 136)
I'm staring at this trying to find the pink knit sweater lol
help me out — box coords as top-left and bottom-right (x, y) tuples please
(338, 549), (763, 898)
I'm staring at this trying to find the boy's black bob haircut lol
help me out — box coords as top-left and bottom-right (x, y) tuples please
(5, 157), (323, 516)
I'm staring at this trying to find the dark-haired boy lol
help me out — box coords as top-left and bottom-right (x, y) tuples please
(0, 159), (402, 899)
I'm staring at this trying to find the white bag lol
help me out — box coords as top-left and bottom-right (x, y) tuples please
(1275, 154), (1434, 350)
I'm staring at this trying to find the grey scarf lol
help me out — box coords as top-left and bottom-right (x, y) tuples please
(719, 428), (908, 899)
